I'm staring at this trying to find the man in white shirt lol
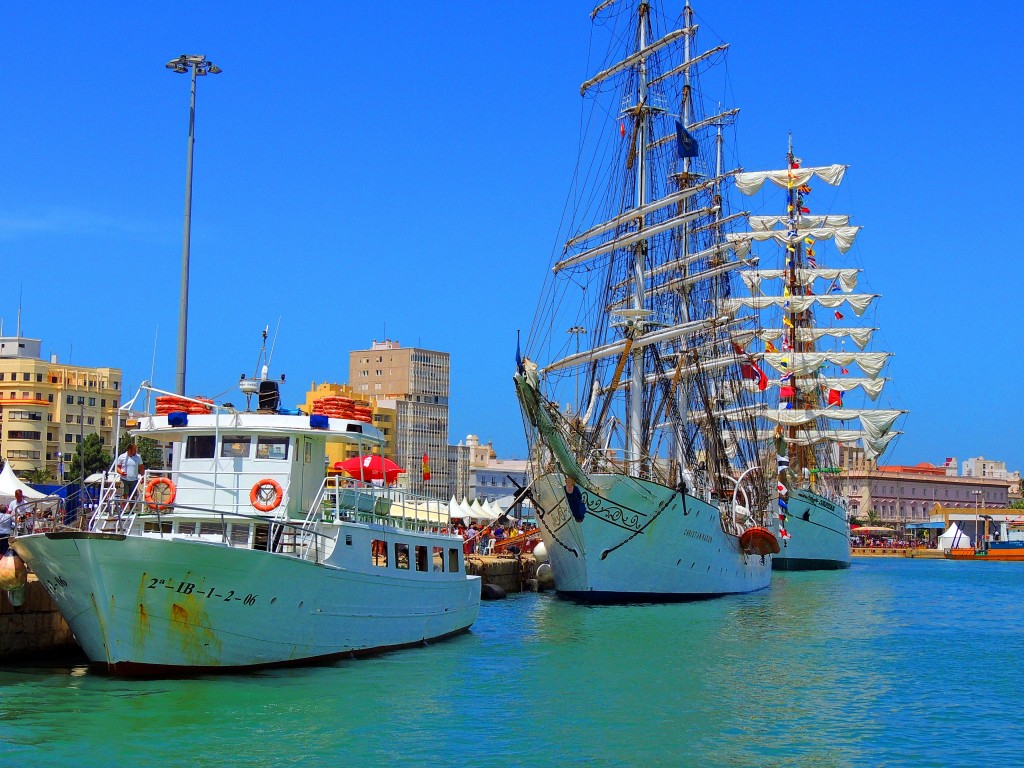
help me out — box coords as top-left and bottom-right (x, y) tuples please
(116, 443), (145, 502)
(0, 499), (14, 555)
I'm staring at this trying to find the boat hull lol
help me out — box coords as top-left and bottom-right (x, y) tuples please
(532, 473), (772, 603)
(13, 531), (480, 675)
(770, 489), (851, 571)
(947, 543), (1024, 562)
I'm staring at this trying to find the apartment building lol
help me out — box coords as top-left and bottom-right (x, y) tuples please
(0, 334), (122, 478)
(349, 340), (450, 497)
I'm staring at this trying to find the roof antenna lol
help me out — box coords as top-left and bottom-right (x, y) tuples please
(267, 316), (282, 371)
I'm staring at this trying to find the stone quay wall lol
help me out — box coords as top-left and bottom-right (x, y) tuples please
(0, 577), (79, 662)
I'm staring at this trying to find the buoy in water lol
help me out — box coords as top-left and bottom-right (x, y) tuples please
(0, 551), (28, 591)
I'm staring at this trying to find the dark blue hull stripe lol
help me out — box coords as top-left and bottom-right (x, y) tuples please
(772, 558), (851, 571)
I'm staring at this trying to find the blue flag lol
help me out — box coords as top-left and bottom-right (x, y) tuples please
(515, 330), (524, 374)
(675, 121), (698, 158)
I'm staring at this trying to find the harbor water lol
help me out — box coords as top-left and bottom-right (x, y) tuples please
(2, 558), (1021, 767)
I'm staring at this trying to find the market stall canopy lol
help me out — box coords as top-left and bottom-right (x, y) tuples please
(938, 523), (972, 549)
(850, 526), (895, 535)
(0, 463), (52, 501)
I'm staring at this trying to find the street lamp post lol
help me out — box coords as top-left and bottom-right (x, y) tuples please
(166, 54), (222, 395)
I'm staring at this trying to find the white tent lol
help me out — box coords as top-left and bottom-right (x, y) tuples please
(938, 523), (971, 550)
(0, 463), (51, 501)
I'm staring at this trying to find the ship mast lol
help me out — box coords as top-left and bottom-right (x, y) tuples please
(626, 2), (652, 474)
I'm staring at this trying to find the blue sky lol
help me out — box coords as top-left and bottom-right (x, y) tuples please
(1, 2), (1022, 471)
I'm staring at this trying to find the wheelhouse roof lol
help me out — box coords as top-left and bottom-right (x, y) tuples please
(131, 412), (385, 446)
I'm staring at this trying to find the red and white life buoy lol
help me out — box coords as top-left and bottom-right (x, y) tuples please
(250, 479), (284, 512)
(144, 477), (177, 510)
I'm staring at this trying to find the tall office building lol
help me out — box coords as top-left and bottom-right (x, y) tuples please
(349, 340), (449, 496)
(0, 334), (123, 478)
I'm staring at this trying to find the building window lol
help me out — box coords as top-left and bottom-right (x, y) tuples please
(86, 417), (95, 426)
(35, 374), (42, 382)
(66, 395), (74, 405)
(64, 435), (73, 443)
(22, 373), (29, 382)
(101, 399), (106, 407)
(89, 397), (96, 406)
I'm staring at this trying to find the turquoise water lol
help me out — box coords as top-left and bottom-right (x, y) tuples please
(2, 558), (1022, 767)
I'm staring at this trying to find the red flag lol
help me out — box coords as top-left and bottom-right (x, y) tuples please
(741, 362), (769, 391)
(827, 389), (843, 407)
(620, 121), (626, 137)
(834, 310), (844, 320)
(780, 386), (796, 398)
(841, 367), (849, 375)
(422, 453), (431, 481)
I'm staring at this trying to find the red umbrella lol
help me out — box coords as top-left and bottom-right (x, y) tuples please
(335, 455), (404, 484)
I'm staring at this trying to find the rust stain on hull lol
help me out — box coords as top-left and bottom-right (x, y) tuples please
(169, 592), (223, 664)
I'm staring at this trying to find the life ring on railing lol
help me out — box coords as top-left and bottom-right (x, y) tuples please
(250, 479), (284, 512)
(144, 477), (177, 510)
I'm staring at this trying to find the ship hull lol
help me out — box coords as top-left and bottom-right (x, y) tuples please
(13, 531), (480, 675)
(532, 472), (772, 603)
(771, 489), (851, 571)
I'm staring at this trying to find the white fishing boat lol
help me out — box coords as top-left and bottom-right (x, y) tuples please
(728, 142), (906, 570)
(513, 0), (777, 603)
(13, 350), (479, 675)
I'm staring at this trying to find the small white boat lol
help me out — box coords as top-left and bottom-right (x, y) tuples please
(13, 369), (479, 676)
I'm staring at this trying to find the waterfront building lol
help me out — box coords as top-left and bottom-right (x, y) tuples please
(349, 340), (450, 497)
(464, 434), (532, 520)
(844, 462), (1009, 526)
(0, 334), (122, 479)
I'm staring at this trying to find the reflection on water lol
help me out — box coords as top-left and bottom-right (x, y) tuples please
(2, 560), (1023, 767)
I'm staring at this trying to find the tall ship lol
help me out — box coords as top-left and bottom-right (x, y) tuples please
(728, 142), (906, 569)
(513, 0), (778, 603)
(13, 351), (479, 675)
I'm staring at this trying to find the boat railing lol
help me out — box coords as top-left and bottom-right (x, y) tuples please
(317, 476), (451, 534)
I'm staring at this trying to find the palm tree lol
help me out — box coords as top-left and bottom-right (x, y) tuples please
(24, 467), (54, 485)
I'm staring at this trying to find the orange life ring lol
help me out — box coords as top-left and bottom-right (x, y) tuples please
(144, 477), (177, 510)
(250, 479), (284, 512)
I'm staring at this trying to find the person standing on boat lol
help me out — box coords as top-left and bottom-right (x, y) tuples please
(115, 444), (145, 505)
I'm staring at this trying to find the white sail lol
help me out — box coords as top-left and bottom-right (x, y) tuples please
(735, 326), (876, 350)
(739, 267), (860, 294)
(579, 25), (695, 95)
(749, 214), (850, 231)
(723, 293), (878, 318)
(734, 164), (848, 195)
(727, 225), (861, 256)
(555, 205), (719, 273)
(761, 351), (890, 378)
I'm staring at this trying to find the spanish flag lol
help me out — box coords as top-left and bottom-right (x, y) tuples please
(422, 453), (431, 482)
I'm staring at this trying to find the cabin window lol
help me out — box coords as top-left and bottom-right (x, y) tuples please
(304, 441), (312, 464)
(394, 542), (410, 570)
(229, 524), (250, 546)
(256, 436), (289, 460)
(143, 521), (172, 534)
(372, 539), (388, 567)
(345, 535), (352, 546)
(432, 546), (445, 572)
(177, 522), (196, 535)
(415, 545), (428, 572)
(448, 548), (460, 573)
(186, 435), (216, 459)
(221, 436), (251, 458)
(200, 522), (224, 537)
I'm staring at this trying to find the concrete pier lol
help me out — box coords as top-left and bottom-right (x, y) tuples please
(0, 576), (80, 663)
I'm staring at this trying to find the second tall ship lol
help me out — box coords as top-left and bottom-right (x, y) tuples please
(514, 0), (778, 602)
